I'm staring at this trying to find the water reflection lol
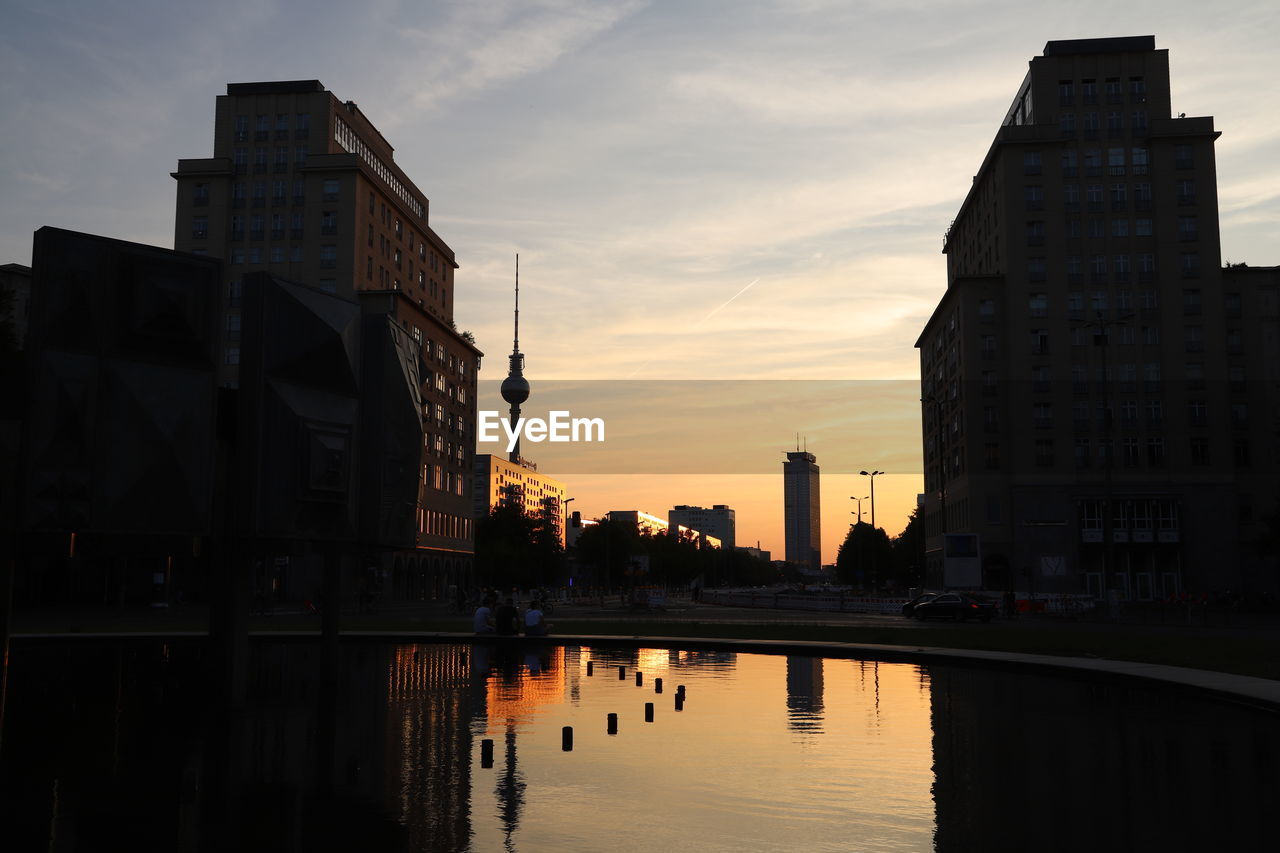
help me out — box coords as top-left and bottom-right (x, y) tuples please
(785, 656), (824, 734)
(0, 640), (1274, 852)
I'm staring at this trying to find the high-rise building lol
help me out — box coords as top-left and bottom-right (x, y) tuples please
(783, 451), (820, 569)
(916, 37), (1279, 598)
(173, 80), (482, 599)
(669, 504), (736, 551)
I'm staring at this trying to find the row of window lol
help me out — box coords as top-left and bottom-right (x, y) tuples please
(232, 145), (308, 173)
(193, 210), (339, 241)
(418, 508), (471, 539)
(334, 117), (425, 219)
(1024, 253), (1202, 282)
(1027, 215), (1198, 243)
(1027, 145), (1195, 175)
(234, 113), (310, 141)
(1058, 77), (1146, 104)
(1024, 179), (1195, 210)
(1003, 435), (1252, 470)
(225, 244), (336, 267)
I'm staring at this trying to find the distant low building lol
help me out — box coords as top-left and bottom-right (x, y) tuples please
(0, 262), (31, 351)
(607, 510), (669, 537)
(669, 504), (736, 550)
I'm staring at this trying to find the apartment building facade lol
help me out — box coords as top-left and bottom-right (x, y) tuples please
(917, 37), (1279, 598)
(173, 81), (481, 599)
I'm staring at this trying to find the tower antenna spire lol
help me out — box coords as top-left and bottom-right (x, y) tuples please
(513, 253), (520, 355)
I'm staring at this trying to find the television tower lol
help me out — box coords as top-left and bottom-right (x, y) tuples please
(499, 255), (530, 463)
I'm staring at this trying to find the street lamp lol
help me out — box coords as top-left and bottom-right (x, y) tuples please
(859, 471), (884, 529)
(849, 495), (869, 524)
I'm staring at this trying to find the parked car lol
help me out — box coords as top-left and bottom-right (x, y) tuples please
(911, 592), (997, 622)
(902, 592), (940, 617)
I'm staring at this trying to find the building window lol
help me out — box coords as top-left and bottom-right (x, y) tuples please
(321, 211), (337, 235)
(1180, 253), (1200, 278)
(230, 248), (244, 265)
(1131, 147), (1148, 175)
(1030, 328), (1049, 355)
(248, 247), (261, 264)
(1074, 439), (1090, 469)
(1183, 325), (1203, 352)
(1123, 438), (1141, 468)
(1178, 216), (1198, 242)
(1177, 179), (1196, 205)
(1061, 150), (1078, 176)
(1136, 218), (1152, 236)
(1028, 293), (1048, 317)
(1111, 219), (1129, 238)
(1034, 438), (1054, 467)
(323, 179), (339, 201)
(296, 112), (310, 135)
(250, 214), (264, 240)
(192, 216), (208, 239)
(1146, 437), (1165, 467)
(1175, 144), (1193, 170)
(1025, 185), (1043, 210)
(230, 215), (244, 241)
(295, 145), (308, 166)
(234, 115), (248, 141)
(320, 245), (337, 268)
(1024, 151), (1042, 174)
(291, 246), (304, 262)
(225, 347), (240, 365)
(1028, 258), (1046, 282)
(1059, 113), (1075, 134)
(319, 279), (336, 294)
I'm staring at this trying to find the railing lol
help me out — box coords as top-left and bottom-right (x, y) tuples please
(701, 589), (909, 614)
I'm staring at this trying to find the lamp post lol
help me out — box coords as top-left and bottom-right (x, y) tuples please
(1074, 309), (1133, 612)
(850, 495), (869, 524)
(859, 471), (884, 529)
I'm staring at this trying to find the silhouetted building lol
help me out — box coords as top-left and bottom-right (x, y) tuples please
(0, 262), (31, 352)
(172, 80), (481, 599)
(784, 451), (821, 569)
(669, 504), (736, 550)
(916, 36), (1280, 597)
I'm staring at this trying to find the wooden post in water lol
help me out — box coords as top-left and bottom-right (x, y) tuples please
(645, 702), (654, 722)
(618, 666), (626, 680)
(481, 739), (495, 767)
(607, 713), (618, 734)
(635, 671), (643, 686)
(654, 677), (663, 693)
(562, 726), (574, 751)
(586, 661), (594, 676)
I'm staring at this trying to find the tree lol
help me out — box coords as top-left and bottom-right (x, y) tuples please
(889, 506), (925, 590)
(835, 522), (892, 589)
(474, 491), (565, 590)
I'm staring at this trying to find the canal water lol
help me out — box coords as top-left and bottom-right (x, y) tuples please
(0, 640), (1274, 851)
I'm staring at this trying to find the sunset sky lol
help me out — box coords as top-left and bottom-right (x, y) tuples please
(3, 0), (1277, 561)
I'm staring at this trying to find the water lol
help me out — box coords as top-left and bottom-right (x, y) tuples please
(0, 639), (1275, 851)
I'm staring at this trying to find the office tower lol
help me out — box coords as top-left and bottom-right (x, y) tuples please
(173, 80), (481, 599)
(916, 37), (1278, 597)
(472, 453), (567, 546)
(669, 505), (736, 551)
(783, 451), (820, 569)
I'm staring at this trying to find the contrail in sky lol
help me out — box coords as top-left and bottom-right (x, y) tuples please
(627, 277), (762, 377)
(695, 278), (760, 326)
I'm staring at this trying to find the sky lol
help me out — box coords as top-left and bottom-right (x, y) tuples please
(3, 0), (1278, 562)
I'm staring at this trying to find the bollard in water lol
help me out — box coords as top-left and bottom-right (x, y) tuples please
(654, 677), (663, 694)
(676, 684), (686, 697)
(675, 694), (684, 711)
(586, 661), (594, 676)
(618, 666), (626, 680)
(607, 713), (618, 735)
(645, 702), (654, 722)
(481, 739), (495, 767)
(562, 726), (573, 751)
(635, 671), (643, 686)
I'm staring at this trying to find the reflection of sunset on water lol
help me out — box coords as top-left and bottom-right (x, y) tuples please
(482, 645), (569, 734)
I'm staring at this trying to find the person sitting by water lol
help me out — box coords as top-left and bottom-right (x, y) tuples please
(473, 595), (496, 634)
(524, 600), (551, 636)
(495, 596), (521, 636)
